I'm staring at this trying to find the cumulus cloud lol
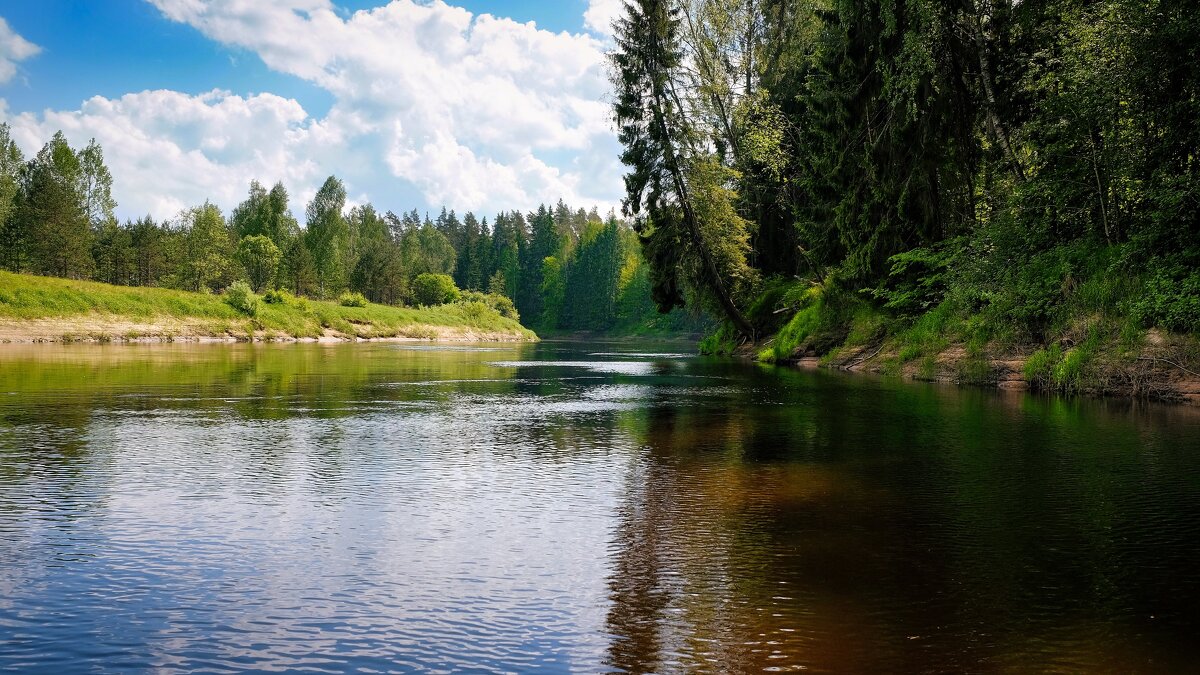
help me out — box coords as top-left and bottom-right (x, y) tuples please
(4, 89), (331, 219)
(583, 0), (624, 39)
(0, 17), (40, 84)
(1, 1), (625, 220)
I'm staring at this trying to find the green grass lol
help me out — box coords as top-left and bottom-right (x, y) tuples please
(0, 271), (536, 341)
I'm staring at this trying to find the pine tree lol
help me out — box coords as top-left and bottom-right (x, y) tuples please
(21, 132), (93, 279)
(0, 123), (26, 272)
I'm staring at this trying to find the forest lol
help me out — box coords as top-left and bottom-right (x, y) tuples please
(0, 125), (702, 336)
(611, 0), (1199, 388)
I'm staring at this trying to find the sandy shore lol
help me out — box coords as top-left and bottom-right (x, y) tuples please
(0, 315), (537, 345)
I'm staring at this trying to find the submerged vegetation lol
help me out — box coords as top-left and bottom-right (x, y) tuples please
(611, 0), (1200, 396)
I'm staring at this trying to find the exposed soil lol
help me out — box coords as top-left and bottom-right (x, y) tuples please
(0, 315), (535, 345)
(767, 329), (1200, 406)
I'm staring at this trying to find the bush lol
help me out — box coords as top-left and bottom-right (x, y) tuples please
(223, 280), (259, 316)
(338, 291), (369, 308)
(411, 273), (460, 306)
(457, 300), (493, 323)
(1022, 326), (1100, 393)
(1132, 267), (1200, 334)
(458, 290), (519, 321)
(263, 288), (311, 312)
(867, 239), (959, 317)
(263, 288), (291, 305)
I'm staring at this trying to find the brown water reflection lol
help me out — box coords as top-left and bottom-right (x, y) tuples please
(604, 370), (1200, 673)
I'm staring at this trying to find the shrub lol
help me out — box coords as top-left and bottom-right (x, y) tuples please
(223, 280), (259, 316)
(1131, 267), (1200, 334)
(457, 300), (493, 323)
(867, 239), (959, 317)
(338, 291), (369, 308)
(411, 273), (460, 306)
(263, 288), (292, 305)
(263, 288), (311, 313)
(458, 290), (519, 321)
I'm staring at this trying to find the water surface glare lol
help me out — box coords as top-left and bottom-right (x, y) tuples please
(1, 341), (1199, 672)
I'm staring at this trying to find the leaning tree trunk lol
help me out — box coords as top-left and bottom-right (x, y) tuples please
(649, 84), (756, 338)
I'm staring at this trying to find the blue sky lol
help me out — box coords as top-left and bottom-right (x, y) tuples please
(0, 0), (624, 220)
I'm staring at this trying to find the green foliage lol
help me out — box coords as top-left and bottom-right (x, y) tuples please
(757, 281), (857, 363)
(223, 280), (260, 317)
(399, 220), (456, 280)
(411, 273), (460, 306)
(868, 241), (958, 317)
(262, 288), (292, 305)
(0, 129), (685, 340)
(180, 202), (232, 293)
(1022, 326), (1103, 393)
(235, 235), (282, 292)
(699, 322), (739, 356)
(20, 132), (93, 279)
(458, 290), (519, 322)
(1131, 267), (1200, 334)
(305, 175), (349, 297)
(338, 291), (369, 308)
(892, 301), (957, 364)
(92, 219), (134, 286)
(605, 0), (1200, 365)
(351, 239), (407, 305)
(610, 0), (753, 334)
(232, 180), (298, 250)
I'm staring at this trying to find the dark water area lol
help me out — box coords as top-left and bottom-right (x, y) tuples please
(1, 341), (1199, 673)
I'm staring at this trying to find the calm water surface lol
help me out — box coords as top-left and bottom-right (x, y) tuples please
(1, 341), (1199, 673)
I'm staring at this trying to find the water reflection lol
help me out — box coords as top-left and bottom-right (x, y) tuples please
(0, 342), (1198, 672)
(602, 366), (1200, 673)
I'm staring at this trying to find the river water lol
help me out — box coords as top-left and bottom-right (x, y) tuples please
(0, 341), (1198, 673)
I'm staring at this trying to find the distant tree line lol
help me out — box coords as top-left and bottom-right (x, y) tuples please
(0, 124), (702, 333)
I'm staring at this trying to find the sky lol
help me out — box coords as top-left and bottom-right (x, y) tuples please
(0, 0), (627, 221)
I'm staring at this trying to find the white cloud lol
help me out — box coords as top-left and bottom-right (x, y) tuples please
(5, 89), (327, 220)
(0, 17), (40, 84)
(0, 1), (624, 221)
(1, 1), (624, 221)
(583, 0), (624, 39)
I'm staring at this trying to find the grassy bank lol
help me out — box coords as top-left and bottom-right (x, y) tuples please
(0, 271), (537, 343)
(704, 249), (1200, 404)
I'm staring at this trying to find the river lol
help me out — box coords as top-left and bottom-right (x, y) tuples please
(1, 341), (1198, 672)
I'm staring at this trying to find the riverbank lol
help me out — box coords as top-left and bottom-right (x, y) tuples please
(752, 329), (1200, 406)
(0, 271), (537, 344)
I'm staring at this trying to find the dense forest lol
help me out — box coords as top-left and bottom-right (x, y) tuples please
(0, 125), (703, 336)
(611, 0), (1199, 386)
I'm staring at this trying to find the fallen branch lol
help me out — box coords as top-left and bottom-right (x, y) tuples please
(846, 341), (887, 369)
(1137, 356), (1200, 378)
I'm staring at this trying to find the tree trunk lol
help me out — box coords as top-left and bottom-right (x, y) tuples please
(650, 82), (755, 337)
(972, 2), (1025, 183)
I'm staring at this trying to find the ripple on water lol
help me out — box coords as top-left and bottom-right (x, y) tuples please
(1, 342), (1199, 673)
